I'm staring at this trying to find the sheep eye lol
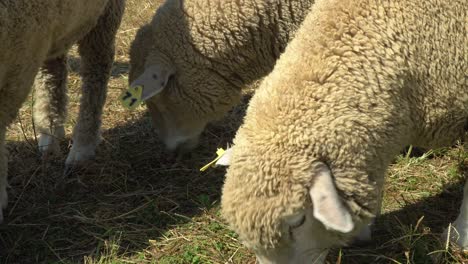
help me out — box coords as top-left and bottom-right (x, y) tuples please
(287, 214), (306, 240)
(286, 214), (306, 229)
(291, 215), (306, 229)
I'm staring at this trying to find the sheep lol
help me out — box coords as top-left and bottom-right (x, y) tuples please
(128, 0), (315, 152)
(0, 0), (125, 222)
(218, 0), (467, 262)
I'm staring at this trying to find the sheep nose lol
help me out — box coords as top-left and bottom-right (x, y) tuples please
(162, 142), (196, 163)
(164, 135), (199, 154)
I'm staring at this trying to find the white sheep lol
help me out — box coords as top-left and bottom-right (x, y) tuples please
(218, 0), (467, 262)
(0, 0), (125, 221)
(128, 0), (315, 152)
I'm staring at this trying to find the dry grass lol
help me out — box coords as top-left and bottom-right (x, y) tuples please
(1, 1), (467, 263)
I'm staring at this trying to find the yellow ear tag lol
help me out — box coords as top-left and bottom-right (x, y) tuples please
(119, 86), (143, 110)
(200, 148), (226, 172)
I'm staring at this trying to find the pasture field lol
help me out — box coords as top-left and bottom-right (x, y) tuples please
(0, 1), (466, 263)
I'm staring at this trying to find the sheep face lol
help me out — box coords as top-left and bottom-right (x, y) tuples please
(139, 56), (241, 152)
(253, 209), (335, 264)
(221, 155), (361, 263)
(230, 190), (358, 264)
(129, 21), (241, 153)
(257, 210), (374, 264)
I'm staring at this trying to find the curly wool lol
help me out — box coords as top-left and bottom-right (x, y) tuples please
(221, 0), (467, 249)
(0, 0), (125, 220)
(128, 0), (316, 149)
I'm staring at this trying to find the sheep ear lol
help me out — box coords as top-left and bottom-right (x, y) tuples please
(309, 162), (354, 233)
(215, 147), (233, 166)
(130, 64), (175, 101)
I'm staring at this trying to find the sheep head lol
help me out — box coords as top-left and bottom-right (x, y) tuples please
(219, 149), (364, 264)
(128, 1), (242, 153)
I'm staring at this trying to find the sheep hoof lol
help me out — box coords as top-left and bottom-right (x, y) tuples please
(441, 223), (468, 252)
(38, 128), (65, 159)
(64, 144), (96, 171)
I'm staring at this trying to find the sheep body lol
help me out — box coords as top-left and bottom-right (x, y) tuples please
(220, 0), (467, 262)
(0, 0), (125, 221)
(129, 0), (315, 151)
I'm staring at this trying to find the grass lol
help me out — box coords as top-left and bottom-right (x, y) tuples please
(0, 0), (467, 263)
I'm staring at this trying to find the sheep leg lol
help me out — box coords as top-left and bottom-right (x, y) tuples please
(0, 62), (42, 221)
(443, 180), (468, 251)
(33, 55), (68, 158)
(65, 1), (122, 169)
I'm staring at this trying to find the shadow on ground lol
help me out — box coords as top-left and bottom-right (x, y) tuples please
(0, 93), (249, 263)
(0, 94), (465, 263)
(333, 172), (467, 263)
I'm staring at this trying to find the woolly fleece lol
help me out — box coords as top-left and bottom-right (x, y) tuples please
(221, 0), (467, 251)
(129, 0), (315, 151)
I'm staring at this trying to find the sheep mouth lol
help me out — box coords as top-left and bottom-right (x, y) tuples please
(163, 135), (200, 154)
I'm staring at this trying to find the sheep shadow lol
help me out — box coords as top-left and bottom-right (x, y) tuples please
(332, 177), (467, 264)
(0, 101), (465, 263)
(0, 95), (249, 263)
(1, 111), (465, 264)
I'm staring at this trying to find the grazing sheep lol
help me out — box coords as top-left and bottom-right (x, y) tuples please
(129, 0), (315, 152)
(218, 0), (467, 262)
(0, 0), (125, 221)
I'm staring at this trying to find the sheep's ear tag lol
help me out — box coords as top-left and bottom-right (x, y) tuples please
(309, 162), (354, 233)
(119, 86), (143, 111)
(200, 148), (227, 172)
